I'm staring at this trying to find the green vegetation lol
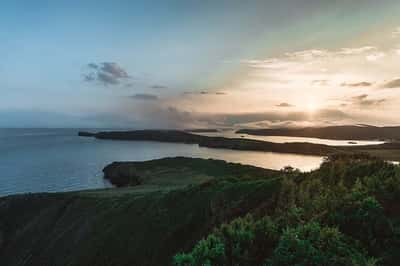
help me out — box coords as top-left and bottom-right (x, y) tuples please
(173, 154), (400, 266)
(103, 157), (279, 188)
(1, 155), (400, 265)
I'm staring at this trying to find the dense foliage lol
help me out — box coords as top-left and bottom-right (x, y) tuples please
(174, 154), (400, 265)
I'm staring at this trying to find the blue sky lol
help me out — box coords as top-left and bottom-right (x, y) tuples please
(1, 0), (400, 128)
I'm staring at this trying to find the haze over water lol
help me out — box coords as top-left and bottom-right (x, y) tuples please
(0, 128), (322, 196)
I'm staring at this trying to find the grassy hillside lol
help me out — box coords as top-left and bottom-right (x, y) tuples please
(102, 157), (279, 187)
(1, 155), (400, 265)
(0, 158), (280, 266)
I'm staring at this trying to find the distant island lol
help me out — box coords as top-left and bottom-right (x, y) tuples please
(184, 128), (220, 133)
(236, 125), (400, 141)
(79, 129), (400, 161)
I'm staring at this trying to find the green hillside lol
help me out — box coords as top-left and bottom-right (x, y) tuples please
(1, 155), (400, 265)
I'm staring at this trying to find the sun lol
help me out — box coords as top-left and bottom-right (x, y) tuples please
(306, 98), (319, 113)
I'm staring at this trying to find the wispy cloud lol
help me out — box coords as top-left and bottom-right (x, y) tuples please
(366, 52), (385, 61)
(392, 27), (400, 37)
(311, 80), (329, 86)
(150, 85), (168, 89)
(184, 91), (226, 95)
(383, 78), (400, 88)
(350, 94), (386, 107)
(276, 102), (294, 107)
(130, 93), (159, 100)
(341, 81), (372, 87)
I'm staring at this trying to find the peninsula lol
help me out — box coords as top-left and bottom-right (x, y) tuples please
(78, 129), (400, 161)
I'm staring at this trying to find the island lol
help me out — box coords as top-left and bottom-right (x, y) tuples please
(236, 125), (400, 140)
(78, 129), (400, 161)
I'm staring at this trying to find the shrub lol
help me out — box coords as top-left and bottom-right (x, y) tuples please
(266, 223), (373, 266)
(173, 215), (279, 266)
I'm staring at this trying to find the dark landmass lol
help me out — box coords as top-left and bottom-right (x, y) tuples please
(77, 131), (96, 137)
(0, 158), (280, 266)
(79, 129), (400, 161)
(79, 129), (340, 155)
(237, 125), (400, 140)
(103, 157), (279, 187)
(184, 128), (219, 133)
(1, 155), (400, 265)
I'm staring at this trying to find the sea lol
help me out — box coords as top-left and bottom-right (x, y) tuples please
(0, 128), (336, 196)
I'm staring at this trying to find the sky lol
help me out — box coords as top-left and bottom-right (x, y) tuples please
(1, 0), (400, 128)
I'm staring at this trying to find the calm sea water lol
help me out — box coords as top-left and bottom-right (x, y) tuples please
(0, 128), (322, 196)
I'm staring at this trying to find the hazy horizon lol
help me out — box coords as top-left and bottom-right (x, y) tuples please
(2, 0), (400, 129)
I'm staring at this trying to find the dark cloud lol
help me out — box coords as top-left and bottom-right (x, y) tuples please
(83, 62), (130, 86)
(83, 73), (95, 82)
(130, 93), (159, 101)
(100, 62), (129, 78)
(276, 102), (294, 107)
(341, 81), (372, 87)
(151, 106), (350, 128)
(150, 85), (168, 89)
(383, 78), (400, 88)
(351, 94), (386, 107)
(97, 72), (119, 85)
(184, 91), (226, 95)
(87, 63), (99, 69)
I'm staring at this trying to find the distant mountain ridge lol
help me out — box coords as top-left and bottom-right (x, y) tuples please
(237, 125), (400, 140)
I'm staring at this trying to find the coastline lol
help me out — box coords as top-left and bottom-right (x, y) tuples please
(79, 129), (400, 161)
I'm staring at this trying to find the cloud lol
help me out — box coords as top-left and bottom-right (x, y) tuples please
(84, 62), (130, 86)
(87, 63), (99, 69)
(97, 72), (119, 85)
(366, 52), (385, 61)
(350, 94), (386, 107)
(338, 46), (376, 55)
(276, 102), (294, 107)
(83, 73), (95, 82)
(130, 93), (159, 100)
(100, 62), (129, 78)
(243, 46), (380, 71)
(311, 80), (329, 86)
(150, 85), (168, 89)
(341, 81), (372, 87)
(184, 91), (226, 95)
(151, 106), (351, 128)
(383, 78), (400, 88)
(392, 27), (400, 37)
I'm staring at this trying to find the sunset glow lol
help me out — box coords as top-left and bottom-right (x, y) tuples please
(1, 1), (400, 129)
